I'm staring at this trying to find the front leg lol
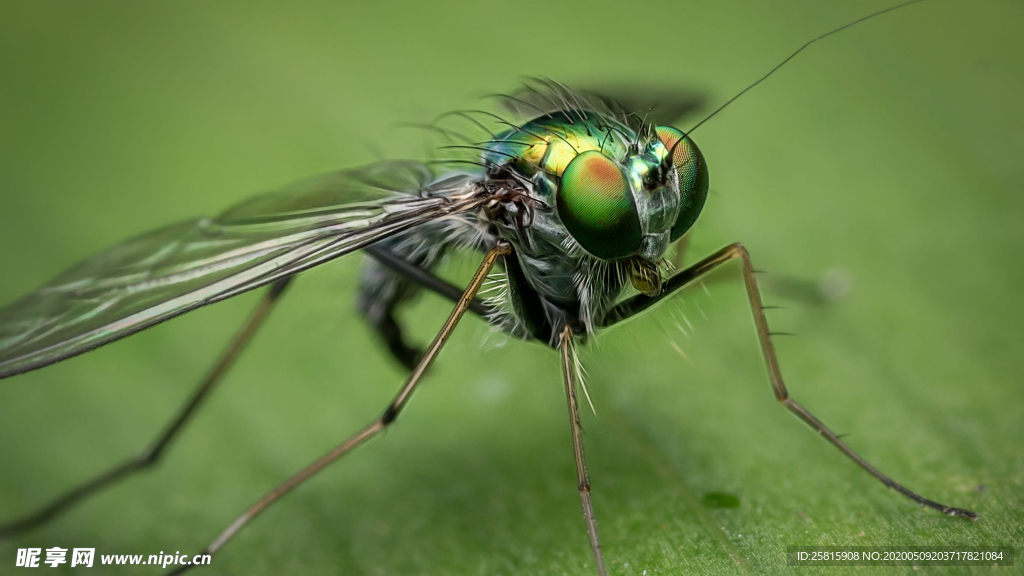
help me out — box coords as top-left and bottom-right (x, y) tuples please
(603, 243), (977, 520)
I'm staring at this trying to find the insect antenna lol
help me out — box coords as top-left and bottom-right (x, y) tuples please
(686, 0), (928, 135)
(664, 131), (690, 166)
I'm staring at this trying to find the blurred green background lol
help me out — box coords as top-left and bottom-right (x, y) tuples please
(1, 1), (1022, 574)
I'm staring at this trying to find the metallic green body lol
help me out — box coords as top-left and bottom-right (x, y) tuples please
(483, 111), (709, 263)
(484, 113), (631, 184)
(476, 107), (711, 331)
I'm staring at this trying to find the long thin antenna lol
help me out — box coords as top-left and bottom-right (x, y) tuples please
(687, 0), (928, 134)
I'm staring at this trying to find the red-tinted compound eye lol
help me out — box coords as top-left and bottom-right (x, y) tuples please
(556, 151), (642, 260)
(656, 126), (710, 241)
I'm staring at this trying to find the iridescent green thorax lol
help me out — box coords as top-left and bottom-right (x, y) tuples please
(483, 113), (632, 188)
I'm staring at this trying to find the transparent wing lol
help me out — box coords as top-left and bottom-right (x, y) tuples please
(0, 161), (489, 378)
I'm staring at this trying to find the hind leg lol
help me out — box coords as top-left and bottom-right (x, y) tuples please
(358, 219), (494, 370)
(0, 278), (292, 536)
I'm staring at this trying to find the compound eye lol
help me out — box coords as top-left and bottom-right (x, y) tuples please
(656, 126), (710, 241)
(556, 151), (642, 260)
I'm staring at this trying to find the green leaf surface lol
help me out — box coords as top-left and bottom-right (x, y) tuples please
(0, 1), (1021, 574)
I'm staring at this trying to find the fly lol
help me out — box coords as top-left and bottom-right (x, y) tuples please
(0, 2), (980, 574)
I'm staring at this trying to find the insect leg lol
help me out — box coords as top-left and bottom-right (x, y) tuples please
(364, 245), (492, 318)
(363, 245), (493, 369)
(168, 240), (512, 574)
(0, 277), (293, 538)
(669, 235), (834, 307)
(603, 243), (977, 520)
(360, 221), (494, 370)
(559, 325), (607, 576)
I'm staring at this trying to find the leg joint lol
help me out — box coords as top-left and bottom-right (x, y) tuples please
(724, 242), (748, 259)
(135, 451), (160, 467)
(380, 405), (399, 426)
